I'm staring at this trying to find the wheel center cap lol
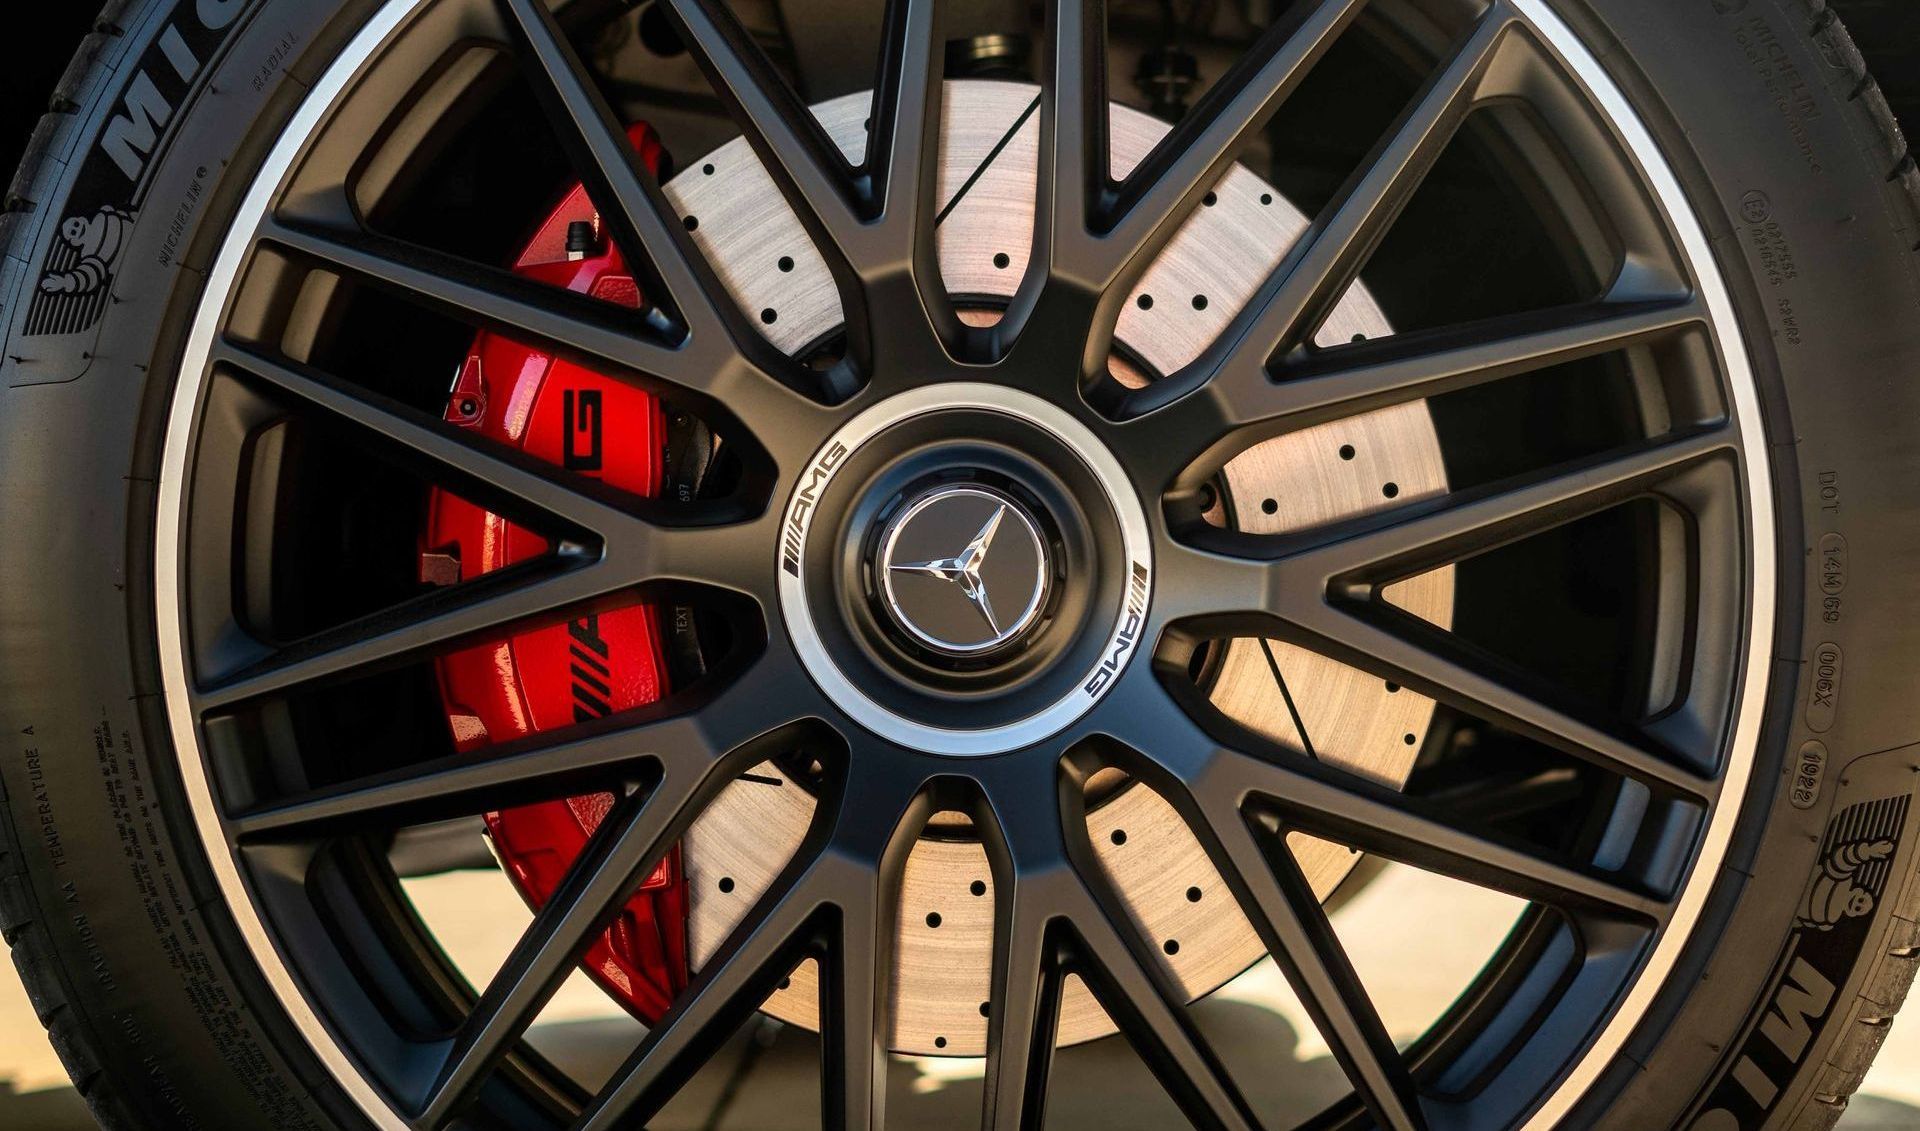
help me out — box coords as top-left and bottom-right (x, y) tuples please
(879, 485), (1050, 656)
(776, 383), (1153, 756)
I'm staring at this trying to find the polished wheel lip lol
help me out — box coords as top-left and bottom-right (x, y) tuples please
(776, 382), (1154, 756)
(876, 483), (1051, 655)
(1502, 0), (1777, 1124)
(147, 0), (1779, 1127)
(156, 8), (422, 1127)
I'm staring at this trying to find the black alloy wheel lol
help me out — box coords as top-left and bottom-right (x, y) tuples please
(3, 2), (1920, 1131)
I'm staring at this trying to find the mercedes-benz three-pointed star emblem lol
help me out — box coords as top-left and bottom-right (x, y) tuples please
(889, 503), (1011, 633)
(878, 486), (1048, 655)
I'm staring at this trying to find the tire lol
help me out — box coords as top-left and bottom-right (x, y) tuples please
(1829, 0), (1920, 144)
(1, 1), (1918, 1129)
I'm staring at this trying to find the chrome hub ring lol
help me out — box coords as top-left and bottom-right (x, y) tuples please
(775, 382), (1153, 757)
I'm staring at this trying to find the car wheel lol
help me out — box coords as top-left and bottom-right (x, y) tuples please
(2, 1), (1918, 1129)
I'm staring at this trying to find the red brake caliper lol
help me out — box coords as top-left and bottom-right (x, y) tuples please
(419, 123), (690, 1022)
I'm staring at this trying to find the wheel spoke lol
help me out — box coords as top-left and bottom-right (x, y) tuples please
(986, 750), (1258, 1131)
(1261, 299), (1706, 430)
(230, 717), (665, 840)
(1158, 566), (1716, 799)
(198, 506), (770, 710)
(971, 762), (1075, 1131)
(215, 338), (634, 539)
(1203, 7), (1515, 381)
(198, 558), (621, 713)
(495, 0), (733, 344)
(415, 767), (712, 1126)
(1028, 0), (1108, 296)
(1162, 430), (1732, 797)
(865, 0), (945, 265)
(980, 907), (1065, 1131)
(1065, 900), (1259, 1131)
(1233, 755), (1666, 920)
(200, 340), (779, 708)
(577, 850), (828, 1131)
(1028, 0), (1363, 304)
(1194, 796), (1425, 1131)
(1098, 0), (1367, 289)
(662, 0), (961, 366)
(1122, 683), (1667, 920)
(251, 211), (829, 445)
(813, 756), (929, 1131)
(576, 754), (927, 1130)
(1168, 427), (1733, 619)
(1128, 298), (1705, 484)
(254, 219), (802, 421)
(1287, 605), (1712, 799)
(818, 888), (889, 1131)
(805, 776), (933, 1131)
(1278, 431), (1729, 797)
(664, 0), (872, 267)
(1283, 427), (1735, 591)
(228, 668), (805, 839)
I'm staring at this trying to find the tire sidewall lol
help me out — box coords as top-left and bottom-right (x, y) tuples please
(1540, 0), (1920, 1128)
(0, 2), (381, 1128)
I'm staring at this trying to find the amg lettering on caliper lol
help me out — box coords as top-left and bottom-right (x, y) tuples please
(568, 615), (614, 721)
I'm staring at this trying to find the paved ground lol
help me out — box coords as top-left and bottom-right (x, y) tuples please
(1, 862), (1914, 1128)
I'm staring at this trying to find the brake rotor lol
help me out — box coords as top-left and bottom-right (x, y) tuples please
(664, 81), (1453, 1055)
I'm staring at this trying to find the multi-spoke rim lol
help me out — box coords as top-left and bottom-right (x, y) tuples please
(153, 1), (1777, 1129)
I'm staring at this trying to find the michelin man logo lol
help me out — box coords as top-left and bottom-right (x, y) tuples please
(1797, 837), (1895, 931)
(39, 205), (133, 296)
